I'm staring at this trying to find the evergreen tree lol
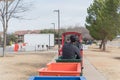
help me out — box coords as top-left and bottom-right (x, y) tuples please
(86, 0), (120, 51)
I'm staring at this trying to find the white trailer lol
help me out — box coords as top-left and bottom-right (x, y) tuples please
(24, 34), (54, 51)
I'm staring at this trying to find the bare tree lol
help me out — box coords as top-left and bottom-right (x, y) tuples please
(0, 0), (29, 57)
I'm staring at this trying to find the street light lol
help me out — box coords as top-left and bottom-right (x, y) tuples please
(51, 23), (55, 34)
(51, 23), (55, 47)
(53, 9), (60, 50)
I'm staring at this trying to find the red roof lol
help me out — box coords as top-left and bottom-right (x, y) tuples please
(14, 30), (40, 35)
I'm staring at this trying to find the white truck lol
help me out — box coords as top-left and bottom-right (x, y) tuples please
(24, 34), (54, 51)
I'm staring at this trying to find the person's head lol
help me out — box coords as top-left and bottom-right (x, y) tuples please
(70, 35), (76, 43)
(66, 38), (70, 43)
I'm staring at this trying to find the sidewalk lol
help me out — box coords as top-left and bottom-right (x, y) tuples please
(6, 49), (58, 54)
(0, 49), (58, 57)
(84, 57), (107, 80)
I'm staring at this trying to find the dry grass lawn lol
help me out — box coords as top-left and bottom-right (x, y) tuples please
(0, 52), (56, 80)
(84, 44), (120, 80)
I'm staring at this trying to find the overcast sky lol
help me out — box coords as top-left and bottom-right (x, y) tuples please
(0, 0), (93, 33)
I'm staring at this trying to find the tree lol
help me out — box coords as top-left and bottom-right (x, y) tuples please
(6, 33), (17, 45)
(0, 0), (29, 56)
(86, 0), (120, 51)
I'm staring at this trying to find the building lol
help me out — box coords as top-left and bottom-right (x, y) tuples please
(14, 30), (40, 43)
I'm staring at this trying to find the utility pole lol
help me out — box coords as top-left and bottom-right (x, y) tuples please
(54, 9), (60, 50)
(51, 23), (55, 34)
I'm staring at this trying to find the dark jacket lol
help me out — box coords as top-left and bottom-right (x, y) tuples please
(75, 41), (83, 50)
(62, 43), (81, 59)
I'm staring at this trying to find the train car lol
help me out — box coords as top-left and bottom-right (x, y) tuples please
(56, 32), (83, 75)
(29, 76), (86, 80)
(38, 62), (81, 76)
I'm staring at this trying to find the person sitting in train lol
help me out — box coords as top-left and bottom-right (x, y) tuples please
(62, 35), (81, 59)
(75, 38), (83, 50)
(64, 38), (70, 44)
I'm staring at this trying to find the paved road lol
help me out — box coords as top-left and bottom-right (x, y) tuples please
(84, 57), (108, 80)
